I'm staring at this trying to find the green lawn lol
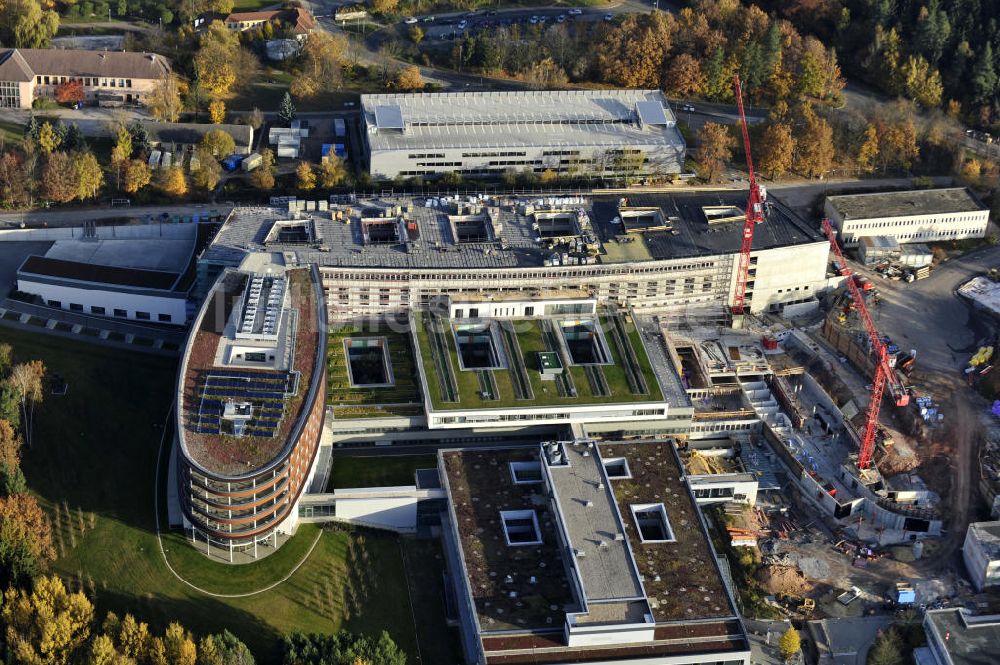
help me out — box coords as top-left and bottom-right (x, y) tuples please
(415, 312), (663, 410)
(0, 120), (23, 146)
(8, 329), (418, 662)
(328, 455), (438, 491)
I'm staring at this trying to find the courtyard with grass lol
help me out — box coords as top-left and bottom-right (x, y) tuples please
(327, 454), (438, 491)
(414, 311), (663, 410)
(328, 323), (423, 418)
(6, 328), (421, 662)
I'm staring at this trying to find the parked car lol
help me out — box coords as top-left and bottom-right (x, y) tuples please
(568, 8), (583, 14)
(403, 16), (418, 24)
(557, 14), (566, 22)
(529, 15), (539, 23)
(457, 19), (467, 29)
(681, 103), (695, 112)
(604, 13), (614, 21)
(421, 15), (435, 22)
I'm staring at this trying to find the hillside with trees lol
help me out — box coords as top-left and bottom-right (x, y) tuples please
(760, 0), (1000, 128)
(426, 1), (844, 107)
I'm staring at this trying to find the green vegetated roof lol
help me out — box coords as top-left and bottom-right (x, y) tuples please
(327, 324), (422, 417)
(415, 311), (664, 411)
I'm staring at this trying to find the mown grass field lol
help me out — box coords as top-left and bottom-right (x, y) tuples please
(7, 328), (418, 662)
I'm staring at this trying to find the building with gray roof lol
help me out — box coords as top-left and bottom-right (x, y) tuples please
(201, 191), (830, 323)
(360, 89), (686, 180)
(917, 609), (999, 665)
(824, 187), (988, 246)
(963, 520), (1000, 591)
(0, 47), (170, 109)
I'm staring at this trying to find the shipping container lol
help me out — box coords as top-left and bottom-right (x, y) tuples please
(241, 153), (262, 172)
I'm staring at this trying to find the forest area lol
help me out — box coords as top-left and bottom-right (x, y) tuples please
(761, 0), (1000, 130)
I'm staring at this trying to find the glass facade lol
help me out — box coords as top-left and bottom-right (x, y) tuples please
(0, 81), (20, 109)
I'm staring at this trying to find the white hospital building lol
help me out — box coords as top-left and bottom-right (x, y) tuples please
(360, 89), (687, 180)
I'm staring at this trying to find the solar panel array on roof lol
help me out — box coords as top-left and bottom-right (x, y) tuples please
(636, 100), (668, 126)
(194, 370), (295, 438)
(374, 104), (404, 130)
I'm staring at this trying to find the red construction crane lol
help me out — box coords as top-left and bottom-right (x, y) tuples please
(730, 75), (766, 316)
(820, 218), (909, 469)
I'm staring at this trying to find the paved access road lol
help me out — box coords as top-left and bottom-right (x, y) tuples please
(0, 204), (232, 228)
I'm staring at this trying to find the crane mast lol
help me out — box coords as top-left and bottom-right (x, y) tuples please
(730, 75), (765, 317)
(820, 218), (909, 470)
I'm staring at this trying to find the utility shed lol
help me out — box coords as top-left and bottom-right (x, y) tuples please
(857, 235), (900, 266)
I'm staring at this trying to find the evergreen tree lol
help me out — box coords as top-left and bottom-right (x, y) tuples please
(972, 43), (997, 105)
(128, 123), (152, 157)
(64, 123), (87, 152)
(278, 92), (296, 125)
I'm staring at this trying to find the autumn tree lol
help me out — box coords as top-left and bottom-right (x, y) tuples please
(793, 106), (834, 178)
(318, 155), (347, 188)
(250, 149), (275, 189)
(291, 32), (349, 98)
(664, 53), (705, 97)
(42, 152), (78, 204)
(37, 122), (60, 154)
(164, 623), (197, 665)
(521, 58), (568, 88)
(879, 118), (920, 172)
(116, 614), (151, 660)
(756, 123), (795, 180)
(75, 151), (104, 200)
(6, 360), (43, 448)
(54, 79), (84, 105)
(408, 25), (424, 44)
(123, 159), (152, 193)
(596, 12), (676, 88)
(0, 490), (55, 586)
(201, 130), (236, 158)
(160, 166), (188, 197)
(778, 626), (800, 662)
(0, 0), (60, 48)
(2, 576), (91, 664)
(148, 73), (183, 122)
(296, 162), (316, 191)
(195, 21), (257, 96)
(0, 493), (56, 586)
(898, 55), (943, 108)
(192, 147), (222, 191)
(868, 627), (904, 665)
(209, 99), (226, 124)
(0, 420), (24, 497)
(370, 0), (398, 15)
(395, 65), (424, 91)
(694, 122), (735, 183)
(247, 107), (264, 130)
(0, 152), (32, 208)
(857, 124), (880, 173)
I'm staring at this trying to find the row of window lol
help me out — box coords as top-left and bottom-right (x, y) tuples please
(461, 151), (527, 158)
(844, 213), (985, 230)
(47, 300), (171, 322)
(320, 261), (724, 283)
(36, 75), (133, 88)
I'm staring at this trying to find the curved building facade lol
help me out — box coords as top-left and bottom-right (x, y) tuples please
(175, 263), (327, 559)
